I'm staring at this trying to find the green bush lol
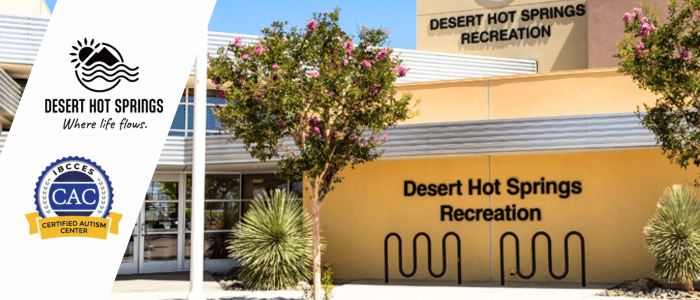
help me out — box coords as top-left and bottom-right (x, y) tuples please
(645, 185), (700, 291)
(227, 189), (313, 290)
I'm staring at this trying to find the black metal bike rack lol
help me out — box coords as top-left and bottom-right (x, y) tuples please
(384, 232), (462, 284)
(499, 231), (585, 287)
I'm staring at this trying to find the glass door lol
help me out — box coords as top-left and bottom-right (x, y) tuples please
(139, 175), (181, 273)
(118, 174), (183, 274)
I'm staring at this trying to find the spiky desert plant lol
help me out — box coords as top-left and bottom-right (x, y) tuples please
(228, 189), (313, 290)
(645, 185), (700, 291)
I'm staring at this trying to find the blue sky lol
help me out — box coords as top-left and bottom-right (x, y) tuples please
(43, 1), (417, 49)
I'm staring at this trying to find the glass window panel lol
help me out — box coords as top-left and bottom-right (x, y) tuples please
(144, 202), (178, 232)
(145, 181), (179, 200)
(242, 174), (288, 199)
(144, 234), (178, 262)
(207, 107), (223, 130)
(122, 234), (134, 263)
(185, 232), (234, 260)
(187, 105), (193, 129)
(185, 201), (240, 230)
(290, 181), (303, 198)
(186, 174), (240, 200)
(171, 105), (186, 129)
(168, 131), (185, 136)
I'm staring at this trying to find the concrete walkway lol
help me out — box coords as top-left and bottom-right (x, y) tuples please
(108, 273), (650, 300)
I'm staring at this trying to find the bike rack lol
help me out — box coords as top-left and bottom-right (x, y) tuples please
(384, 232), (462, 284)
(499, 231), (586, 287)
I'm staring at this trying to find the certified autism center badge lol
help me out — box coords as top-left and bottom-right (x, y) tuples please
(25, 157), (122, 239)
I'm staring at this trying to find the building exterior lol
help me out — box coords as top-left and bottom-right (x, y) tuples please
(0, 0), (696, 285)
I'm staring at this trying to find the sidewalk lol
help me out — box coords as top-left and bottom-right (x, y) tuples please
(108, 273), (647, 300)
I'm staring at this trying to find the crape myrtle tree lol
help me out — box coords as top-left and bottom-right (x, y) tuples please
(207, 8), (415, 298)
(617, 0), (700, 184)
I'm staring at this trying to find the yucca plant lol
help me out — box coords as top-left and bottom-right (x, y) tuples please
(228, 189), (314, 290)
(645, 185), (700, 291)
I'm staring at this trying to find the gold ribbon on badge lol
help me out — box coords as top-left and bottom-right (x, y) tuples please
(25, 212), (122, 239)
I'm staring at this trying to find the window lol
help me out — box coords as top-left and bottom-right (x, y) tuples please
(169, 88), (225, 137)
(184, 173), (302, 260)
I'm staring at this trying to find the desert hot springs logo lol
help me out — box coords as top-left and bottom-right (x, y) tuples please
(70, 38), (139, 92)
(25, 157), (122, 239)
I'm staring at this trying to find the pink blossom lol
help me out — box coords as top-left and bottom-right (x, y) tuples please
(381, 134), (388, 142)
(640, 23), (651, 37)
(373, 86), (379, 94)
(242, 54), (249, 60)
(633, 7), (642, 16)
(212, 78), (220, 85)
(234, 36), (242, 47)
(386, 29), (391, 34)
(254, 44), (265, 55)
(259, 85), (265, 91)
(370, 136), (377, 142)
(651, 24), (657, 30)
(307, 19), (318, 33)
(343, 59), (349, 66)
(313, 127), (321, 135)
(272, 64), (280, 69)
(640, 17), (648, 24)
(623, 13), (631, 22)
(376, 48), (388, 60)
(344, 40), (353, 54)
(301, 132), (309, 138)
(307, 71), (320, 77)
(393, 66), (408, 77)
(361, 60), (372, 68)
(681, 50), (689, 59)
(207, 52), (210, 56)
(279, 124), (285, 130)
(329, 91), (334, 95)
(635, 42), (645, 56)
(217, 90), (225, 99)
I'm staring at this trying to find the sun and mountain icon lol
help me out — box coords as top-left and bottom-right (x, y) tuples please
(70, 38), (139, 92)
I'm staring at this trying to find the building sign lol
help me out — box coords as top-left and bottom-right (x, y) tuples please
(417, 0), (589, 72)
(428, 4), (586, 45)
(404, 177), (583, 222)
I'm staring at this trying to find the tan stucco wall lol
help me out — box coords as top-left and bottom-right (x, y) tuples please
(310, 150), (698, 283)
(0, 0), (51, 17)
(396, 68), (656, 125)
(417, 0), (588, 72)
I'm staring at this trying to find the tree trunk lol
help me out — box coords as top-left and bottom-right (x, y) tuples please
(681, 280), (694, 292)
(312, 196), (322, 300)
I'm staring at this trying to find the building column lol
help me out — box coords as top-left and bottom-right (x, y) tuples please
(187, 25), (208, 300)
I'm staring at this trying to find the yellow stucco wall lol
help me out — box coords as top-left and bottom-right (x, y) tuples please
(397, 68), (657, 124)
(312, 150), (698, 283)
(303, 68), (692, 283)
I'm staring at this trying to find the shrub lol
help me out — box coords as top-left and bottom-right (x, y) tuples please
(228, 189), (313, 290)
(645, 185), (700, 291)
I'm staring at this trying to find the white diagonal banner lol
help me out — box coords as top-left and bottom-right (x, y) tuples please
(0, 0), (216, 299)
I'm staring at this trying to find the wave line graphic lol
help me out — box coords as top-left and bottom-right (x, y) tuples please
(82, 62), (139, 72)
(82, 75), (140, 83)
(82, 69), (139, 77)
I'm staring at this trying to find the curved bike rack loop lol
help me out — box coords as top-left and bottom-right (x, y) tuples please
(499, 231), (585, 287)
(384, 232), (462, 284)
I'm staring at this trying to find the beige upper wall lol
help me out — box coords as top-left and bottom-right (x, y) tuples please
(0, 0), (51, 17)
(417, 0), (588, 72)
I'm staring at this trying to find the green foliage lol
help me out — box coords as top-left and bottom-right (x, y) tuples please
(644, 185), (700, 288)
(617, 0), (700, 184)
(208, 8), (416, 196)
(322, 267), (334, 300)
(227, 189), (313, 290)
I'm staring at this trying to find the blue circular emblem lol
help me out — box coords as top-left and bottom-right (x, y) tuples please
(34, 157), (114, 219)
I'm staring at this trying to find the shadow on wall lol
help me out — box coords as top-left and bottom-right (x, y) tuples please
(475, 0), (516, 9)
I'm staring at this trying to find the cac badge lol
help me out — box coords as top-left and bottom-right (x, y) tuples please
(26, 157), (122, 239)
